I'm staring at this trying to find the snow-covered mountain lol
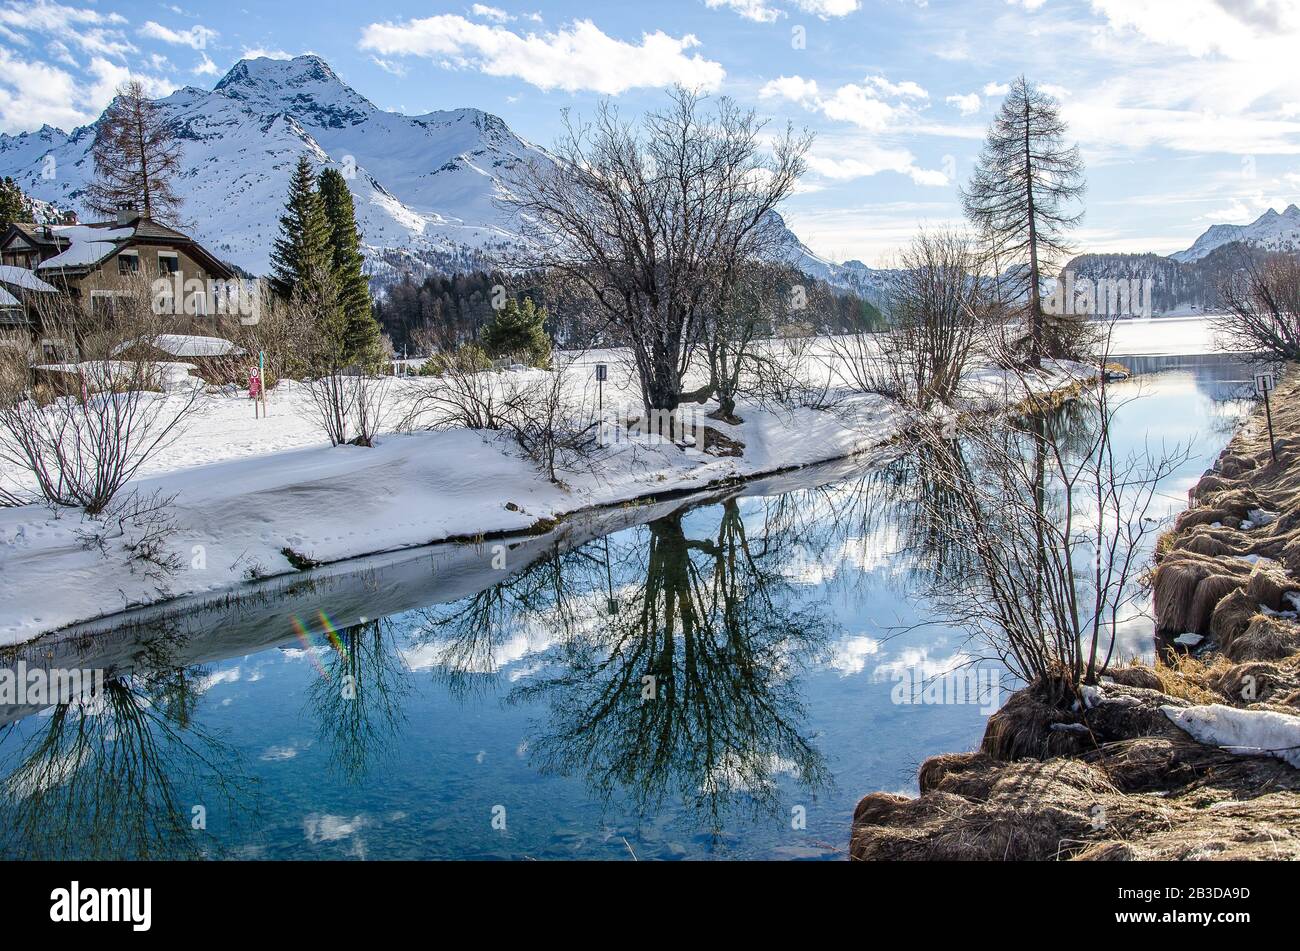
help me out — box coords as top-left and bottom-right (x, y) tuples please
(0, 54), (880, 296)
(0, 55), (545, 275)
(1172, 204), (1300, 263)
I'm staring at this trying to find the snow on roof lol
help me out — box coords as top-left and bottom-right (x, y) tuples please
(35, 225), (134, 271)
(0, 265), (59, 292)
(113, 334), (244, 358)
(0, 286), (18, 307)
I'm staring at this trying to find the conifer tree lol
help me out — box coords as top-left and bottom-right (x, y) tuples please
(318, 167), (380, 365)
(481, 297), (552, 368)
(962, 77), (1085, 365)
(270, 155), (332, 298)
(0, 177), (30, 229)
(84, 80), (184, 225)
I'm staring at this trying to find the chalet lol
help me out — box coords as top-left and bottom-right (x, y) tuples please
(0, 211), (236, 331)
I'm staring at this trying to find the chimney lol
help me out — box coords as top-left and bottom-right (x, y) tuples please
(116, 204), (138, 226)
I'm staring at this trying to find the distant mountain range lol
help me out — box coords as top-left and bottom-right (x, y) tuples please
(0, 54), (874, 297)
(0, 54), (1295, 314)
(1064, 205), (1300, 315)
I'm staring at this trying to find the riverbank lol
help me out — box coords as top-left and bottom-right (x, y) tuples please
(849, 366), (1300, 861)
(0, 357), (1095, 647)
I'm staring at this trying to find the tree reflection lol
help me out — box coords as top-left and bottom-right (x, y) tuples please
(306, 617), (411, 783)
(0, 630), (253, 860)
(414, 496), (835, 834)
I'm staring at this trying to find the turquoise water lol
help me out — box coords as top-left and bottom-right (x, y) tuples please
(0, 355), (1254, 860)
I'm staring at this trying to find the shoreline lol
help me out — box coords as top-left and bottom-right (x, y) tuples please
(849, 367), (1300, 860)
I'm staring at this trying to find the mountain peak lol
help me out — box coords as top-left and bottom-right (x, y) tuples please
(212, 53), (375, 128)
(215, 54), (338, 93)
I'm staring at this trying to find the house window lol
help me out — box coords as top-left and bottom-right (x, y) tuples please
(90, 290), (119, 318)
(118, 251), (140, 275)
(158, 252), (180, 276)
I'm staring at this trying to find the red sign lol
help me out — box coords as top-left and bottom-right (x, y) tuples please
(248, 369), (262, 399)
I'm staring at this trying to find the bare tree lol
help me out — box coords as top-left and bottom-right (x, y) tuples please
(84, 80), (184, 225)
(0, 279), (202, 514)
(1214, 252), (1300, 363)
(962, 77), (1085, 367)
(509, 86), (811, 413)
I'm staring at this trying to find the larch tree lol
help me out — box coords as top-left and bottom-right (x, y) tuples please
(84, 80), (184, 225)
(318, 167), (380, 366)
(962, 76), (1085, 367)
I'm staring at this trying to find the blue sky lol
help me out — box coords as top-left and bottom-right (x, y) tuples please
(2, 0), (1300, 264)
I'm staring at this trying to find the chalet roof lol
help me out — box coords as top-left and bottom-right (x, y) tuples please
(117, 334), (245, 358)
(1, 217), (235, 280)
(0, 265), (59, 293)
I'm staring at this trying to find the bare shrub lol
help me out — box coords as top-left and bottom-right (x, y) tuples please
(914, 368), (1190, 693)
(0, 282), (202, 514)
(501, 357), (598, 484)
(401, 345), (510, 432)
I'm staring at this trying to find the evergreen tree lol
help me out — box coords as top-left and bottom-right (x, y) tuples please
(318, 167), (380, 365)
(270, 155), (332, 298)
(0, 177), (30, 229)
(84, 80), (184, 225)
(962, 76), (1085, 365)
(481, 297), (552, 368)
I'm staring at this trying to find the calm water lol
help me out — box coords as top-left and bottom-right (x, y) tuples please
(0, 355), (1254, 860)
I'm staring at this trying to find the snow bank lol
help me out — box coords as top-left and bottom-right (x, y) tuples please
(0, 352), (1097, 646)
(1163, 704), (1300, 768)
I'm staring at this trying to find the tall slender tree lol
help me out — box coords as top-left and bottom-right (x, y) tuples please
(962, 76), (1085, 366)
(318, 167), (380, 365)
(270, 155), (332, 298)
(84, 80), (184, 225)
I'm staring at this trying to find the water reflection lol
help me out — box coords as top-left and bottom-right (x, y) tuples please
(416, 498), (836, 834)
(0, 628), (254, 859)
(0, 355), (1253, 859)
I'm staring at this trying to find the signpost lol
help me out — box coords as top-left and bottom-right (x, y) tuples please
(596, 363), (607, 446)
(1254, 370), (1277, 462)
(250, 351), (268, 419)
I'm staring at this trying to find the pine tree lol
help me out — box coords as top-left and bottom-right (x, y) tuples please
(481, 297), (552, 368)
(0, 177), (30, 229)
(962, 76), (1085, 365)
(84, 80), (184, 225)
(270, 155), (332, 298)
(318, 167), (380, 366)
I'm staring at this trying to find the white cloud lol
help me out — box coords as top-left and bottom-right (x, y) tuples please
(809, 148), (949, 186)
(193, 52), (218, 76)
(759, 74), (819, 104)
(1088, 0), (1300, 60)
(792, 0), (861, 17)
(241, 47), (294, 61)
(139, 21), (217, 50)
(470, 3), (513, 23)
(982, 80), (1010, 96)
(946, 92), (981, 115)
(359, 16), (725, 94)
(706, 0), (783, 22)
(0, 46), (173, 132)
(763, 73), (929, 132)
(0, 0), (134, 57)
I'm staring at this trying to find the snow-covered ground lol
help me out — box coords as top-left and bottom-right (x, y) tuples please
(0, 347), (1100, 646)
